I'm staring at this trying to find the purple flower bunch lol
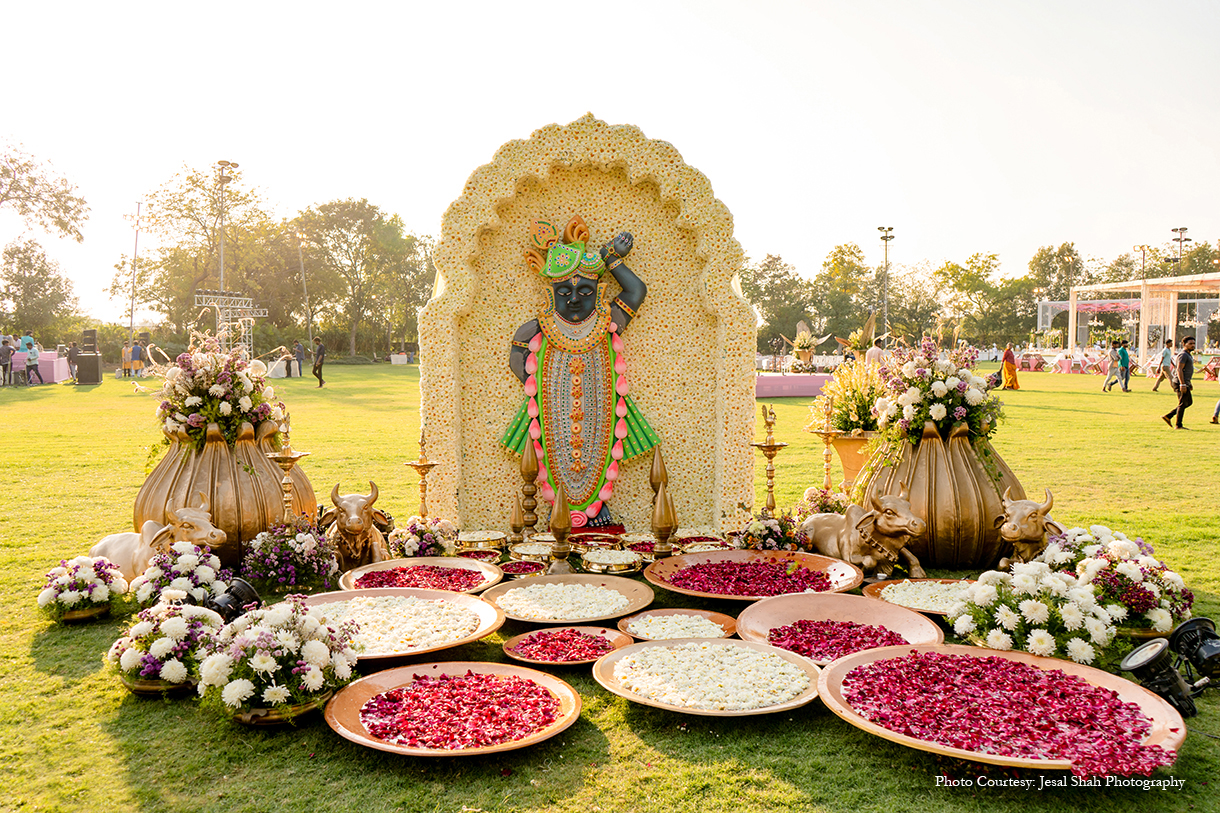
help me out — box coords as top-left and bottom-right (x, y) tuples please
(240, 518), (340, 594)
(154, 331), (288, 452)
(387, 516), (454, 558)
(130, 541), (232, 607)
(37, 556), (129, 621)
(739, 514), (810, 552)
(792, 488), (848, 523)
(872, 339), (1003, 446)
(107, 599), (224, 684)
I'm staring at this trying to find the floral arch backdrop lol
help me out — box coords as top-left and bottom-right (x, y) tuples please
(418, 114), (756, 532)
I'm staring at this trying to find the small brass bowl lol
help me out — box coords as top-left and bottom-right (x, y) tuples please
(500, 560), (547, 579)
(510, 543), (553, 564)
(458, 530), (507, 550)
(580, 550), (644, 574)
(571, 533), (622, 554)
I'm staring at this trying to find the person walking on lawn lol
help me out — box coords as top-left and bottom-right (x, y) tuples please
(1102, 341), (1121, 392)
(1151, 339), (1173, 392)
(312, 337), (326, 388)
(1162, 336), (1195, 429)
(1118, 339), (1131, 392)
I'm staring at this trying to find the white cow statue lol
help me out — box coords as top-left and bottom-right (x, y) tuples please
(90, 496), (227, 580)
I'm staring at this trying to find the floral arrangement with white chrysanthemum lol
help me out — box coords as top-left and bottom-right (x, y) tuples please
(129, 541), (232, 607)
(106, 593), (224, 688)
(738, 514), (810, 552)
(153, 333), (287, 451)
(37, 556), (129, 622)
(792, 487), (848, 523)
(948, 562), (1117, 666)
(241, 518), (339, 595)
(197, 594), (359, 717)
(872, 339), (1004, 445)
(1038, 526), (1193, 633)
(810, 359), (886, 435)
(387, 516), (457, 558)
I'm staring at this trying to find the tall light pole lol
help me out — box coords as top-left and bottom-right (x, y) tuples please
(295, 232), (314, 346)
(1171, 227), (1191, 272)
(216, 160), (238, 292)
(878, 227), (894, 341)
(130, 202), (143, 345)
(1133, 244), (1151, 280)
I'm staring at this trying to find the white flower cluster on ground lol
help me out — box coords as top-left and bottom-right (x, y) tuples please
(197, 595), (358, 711)
(626, 613), (729, 639)
(106, 594), (223, 683)
(496, 583), (629, 620)
(130, 541), (228, 606)
(612, 642), (809, 710)
(38, 556), (128, 614)
(879, 579), (971, 613)
(311, 595), (480, 654)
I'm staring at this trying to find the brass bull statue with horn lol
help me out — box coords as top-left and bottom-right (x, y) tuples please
(800, 481), (928, 579)
(996, 487), (1063, 571)
(320, 481), (392, 573)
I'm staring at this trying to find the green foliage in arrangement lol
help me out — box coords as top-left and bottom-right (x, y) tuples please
(1, 364), (1217, 813)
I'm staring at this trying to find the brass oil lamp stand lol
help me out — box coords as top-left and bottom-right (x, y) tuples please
(405, 428), (438, 518)
(266, 425), (309, 523)
(751, 404), (788, 517)
(804, 396), (840, 492)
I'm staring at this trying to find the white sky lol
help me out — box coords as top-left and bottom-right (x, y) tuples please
(3, 0), (1218, 322)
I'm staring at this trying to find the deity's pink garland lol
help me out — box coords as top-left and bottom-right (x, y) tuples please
(524, 322), (630, 528)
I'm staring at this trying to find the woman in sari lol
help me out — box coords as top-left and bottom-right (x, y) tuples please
(1001, 342), (1020, 390)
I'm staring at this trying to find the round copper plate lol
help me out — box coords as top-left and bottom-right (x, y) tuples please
(339, 557), (503, 593)
(324, 661), (581, 756)
(818, 644), (1187, 770)
(643, 549), (863, 601)
(861, 578), (974, 616)
(480, 574), (654, 624)
(617, 608), (738, 640)
(300, 588), (504, 662)
(502, 626), (635, 665)
(735, 592), (942, 665)
(593, 638), (821, 716)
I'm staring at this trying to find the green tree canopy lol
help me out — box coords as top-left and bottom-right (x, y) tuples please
(0, 142), (89, 242)
(810, 243), (874, 342)
(736, 254), (816, 353)
(1, 238), (80, 340)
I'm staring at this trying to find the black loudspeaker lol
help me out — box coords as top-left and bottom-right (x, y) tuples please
(76, 353), (103, 384)
(139, 331), (151, 345)
(82, 329), (98, 352)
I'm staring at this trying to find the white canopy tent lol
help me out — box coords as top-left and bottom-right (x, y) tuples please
(1068, 272), (1220, 367)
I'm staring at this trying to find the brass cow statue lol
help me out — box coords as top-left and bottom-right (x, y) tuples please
(90, 495), (228, 580)
(996, 488), (1063, 571)
(320, 481), (392, 573)
(800, 482), (927, 579)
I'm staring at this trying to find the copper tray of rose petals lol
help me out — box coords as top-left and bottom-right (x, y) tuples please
(861, 578), (975, 616)
(479, 574), (654, 624)
(735, 593), (942, 666)
(339, 557), (503, 593)
(617, 608), (738, 641)
(502, 626), (635, 665)
(300, 588), (504, 663)
(592, 638), (821, 717)
(324, 661), (581, 756)
(643, 550), (863, 601)
(818, 644), (1186, 771)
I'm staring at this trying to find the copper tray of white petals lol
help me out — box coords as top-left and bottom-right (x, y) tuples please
(593, 639), (820, 716)
(862, 578), (975, 616)
(481, 575), (653, 624)
(302, 588), (504, 662)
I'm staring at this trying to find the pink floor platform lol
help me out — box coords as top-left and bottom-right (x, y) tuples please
(754, 373), (831, 398)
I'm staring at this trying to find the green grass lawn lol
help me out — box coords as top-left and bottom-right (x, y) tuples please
(1, 365), (1217, 813)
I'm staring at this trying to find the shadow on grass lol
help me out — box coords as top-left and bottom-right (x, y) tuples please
(98, 631), (613, 813)
(30, 612), (129, 684)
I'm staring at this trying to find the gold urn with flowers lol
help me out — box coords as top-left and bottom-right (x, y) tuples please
(807, 358), (886, 490)
(855, 340), (1025, 570)
(132, 340), (316, 567)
